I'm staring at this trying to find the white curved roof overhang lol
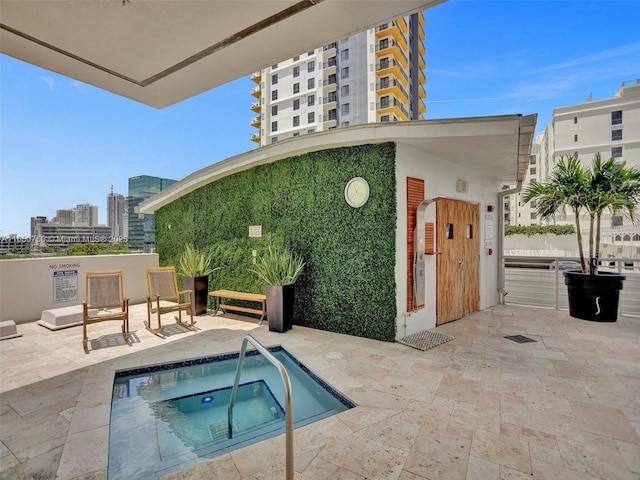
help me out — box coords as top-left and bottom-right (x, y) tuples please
(137, 114), (537, 215)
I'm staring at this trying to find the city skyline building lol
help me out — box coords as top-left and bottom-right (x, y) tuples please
(250, 12), (426, 146)
(127, 175), (176, 252)
(107, 185), (126, 239)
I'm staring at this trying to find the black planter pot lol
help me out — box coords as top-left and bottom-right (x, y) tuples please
(182, 275), (209, 316)
(563, 270), (626, 322)
(265, 284), (295, 333)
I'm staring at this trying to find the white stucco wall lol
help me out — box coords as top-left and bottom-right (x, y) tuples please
(0, 254), (158, 323)
(395, 142), (501, 339)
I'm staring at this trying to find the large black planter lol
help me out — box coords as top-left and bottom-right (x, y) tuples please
(563, 270), (625, 322)
(182, 275), (209, 316)
(265, 284), (295, 333)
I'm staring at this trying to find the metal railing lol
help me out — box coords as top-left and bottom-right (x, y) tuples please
(503, 256), (640, 317)
(228, 335), (294, 480)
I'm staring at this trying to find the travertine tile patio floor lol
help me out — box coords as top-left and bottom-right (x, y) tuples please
(1, 304), (638, 479)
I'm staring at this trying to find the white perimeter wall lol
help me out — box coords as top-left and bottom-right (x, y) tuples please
(0, 253), (158, 323)
(395, 142), (501, 339)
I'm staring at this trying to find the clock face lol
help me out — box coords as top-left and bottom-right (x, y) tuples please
(345, 177), (370, 208)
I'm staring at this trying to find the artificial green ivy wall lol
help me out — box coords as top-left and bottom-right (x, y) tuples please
(155, 143), (397, 341)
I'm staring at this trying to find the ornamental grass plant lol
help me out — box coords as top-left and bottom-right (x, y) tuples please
(249, 245), (305, 286)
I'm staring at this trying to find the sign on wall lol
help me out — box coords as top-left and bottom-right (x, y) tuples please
(49, 262), (81, 303)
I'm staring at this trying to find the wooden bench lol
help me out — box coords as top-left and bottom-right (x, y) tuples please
(209, 289), (267, 324)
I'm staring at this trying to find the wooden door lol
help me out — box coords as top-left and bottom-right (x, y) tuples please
(436, 198), (479, 325)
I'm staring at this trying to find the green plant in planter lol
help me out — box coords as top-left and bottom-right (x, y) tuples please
(249, 245), (305, 286)
(177, 244), (216, 278)
(523, 153), (640, 322)
(177, 244), (218, 316)
(523, 153), (640, 274)
(249, 245), (304, 333)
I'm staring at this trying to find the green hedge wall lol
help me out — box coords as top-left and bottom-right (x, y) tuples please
(155, 143), (397, 341)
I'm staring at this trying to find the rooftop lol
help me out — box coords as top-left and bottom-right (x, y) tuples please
(2, 303), (638, 479)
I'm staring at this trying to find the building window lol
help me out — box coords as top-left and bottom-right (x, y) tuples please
(574, 134), (578, 142)
(341, 67), (349, 79)
(529, 156), (536, 165)
(612, 110), (622, 125)
(327, 91), (337, 103)
(530, 200), (537, 208)
(341, 85), (350, 97)
(293, 66), (300, 77)
(293, 116), (300, 127)
(328, 56), (337, 67)
(341, 122), (350, 127)
(379, 57), (389, 69)
(293, 55), (299, 61)
(272, 90), (278, 101)
(380, 95), (390, 108)
(574, 116), (578, 124)
(530, 212), (537, 220)
(530, 167), (536, 175)
(271, 74), (278, 85)
(327, 74), (336, 85)
(293, 99), (300, 110)
(271, 64), (278, 69)
(307, 61), (315, 72)
(307, 95), (315, 106)
(341, 48), (349, 60)
(612, 146), (622, 158)
(308, 78), (315, 89)
(379, 38), (389, 49)
(612, 215), (623, 227)
(271, 121), (278, 132)
(293, 132), (300, 137)
(308, 50), (314, 56)
(293, 83), (300, 94)
(308, 112), (315, 123)
(328, 108), (337, 120)
(341, 103), (350, 115)
(612, 129), (622, 141)
(307, 128), (315, 134)
(380, 115), (390, 122)
(271, 137), (278, 143)
(380, 76), (390, 88)
(271, 105), (278, 116)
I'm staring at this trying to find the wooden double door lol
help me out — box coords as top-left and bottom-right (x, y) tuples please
(436, 198), (480, 325)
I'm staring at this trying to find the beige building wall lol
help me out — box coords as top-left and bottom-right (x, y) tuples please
(0, 253), (158, 323)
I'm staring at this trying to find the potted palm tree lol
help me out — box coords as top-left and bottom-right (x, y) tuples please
(249, 245), (305, 332)
(524, 153), (640, 321)
(177, 244), (218, 316)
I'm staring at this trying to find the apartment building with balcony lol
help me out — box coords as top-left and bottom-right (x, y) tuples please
(250, 12), (427, 145)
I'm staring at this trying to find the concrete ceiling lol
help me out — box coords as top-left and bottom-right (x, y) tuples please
(0, 0), (444, 108)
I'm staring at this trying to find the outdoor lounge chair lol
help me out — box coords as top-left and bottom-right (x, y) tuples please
(145, 266), (195, 335)
(83, 270), (129, 348)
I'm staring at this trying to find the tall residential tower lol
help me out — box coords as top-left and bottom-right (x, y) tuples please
(250, 12), (426, 145)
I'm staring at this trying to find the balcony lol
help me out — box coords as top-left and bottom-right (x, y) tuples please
(250, 131), (261, 143)
(250, 85), (261, 98)
(376, 96), (409, 121)
(250, 115), (261, 127)
(376, 39), (408, 68)
(376, 78), (409, 103)
(374, 22), (407, 50)
(250, 100), (261, 113)
(250, 71), (261, 83)
(376, 58), (408, 86)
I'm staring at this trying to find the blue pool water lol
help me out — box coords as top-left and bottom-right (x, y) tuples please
(108, 346), (355, 479)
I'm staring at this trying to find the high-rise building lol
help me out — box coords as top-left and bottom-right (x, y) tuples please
(107, 185), (126, 239)
(250, 12), (426, 146)
(54, 209), (74, 225)
(128, 175), (176, 252)
(74, 203), (98, 226)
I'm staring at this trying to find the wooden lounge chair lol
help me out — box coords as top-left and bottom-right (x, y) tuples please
(145, 266), (195, 335)
(83, 270), (129, 348)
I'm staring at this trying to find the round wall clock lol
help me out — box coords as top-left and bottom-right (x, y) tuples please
(345, 176), (370, 208)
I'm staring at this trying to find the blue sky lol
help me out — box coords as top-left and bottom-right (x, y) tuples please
(2, 1), (640, 237)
